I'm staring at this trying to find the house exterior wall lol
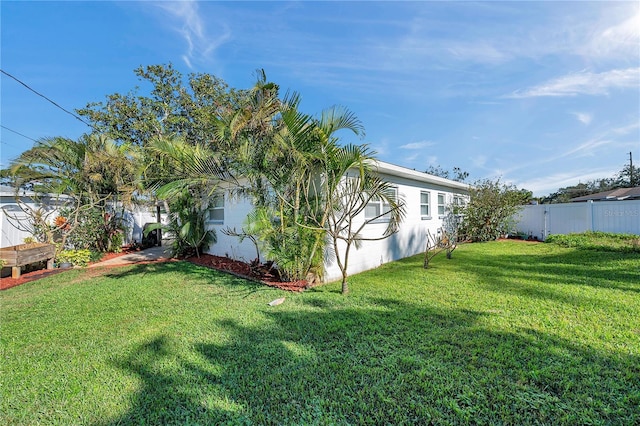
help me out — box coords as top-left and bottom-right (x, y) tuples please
(323, 168), (469, 282)
(514, 200), (640, 241)
(204, 192), (261, 262)
(205, 163), (470, 283)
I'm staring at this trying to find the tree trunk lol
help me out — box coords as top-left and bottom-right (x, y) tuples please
(341, 274), (349, 295)
(340, 240), (352, 295)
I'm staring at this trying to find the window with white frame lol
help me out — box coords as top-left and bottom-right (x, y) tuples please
(453, 194), (467, 207)
(365, 187), (397, 221)
(420, 191), (431, 219)
(451, 195), (467, 215)
(437, 193), (446, 216)
(207, 194), (224, 223)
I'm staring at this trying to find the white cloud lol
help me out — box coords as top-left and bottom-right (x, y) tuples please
(572, 112), (592, 125)
(506, 68), (640, 98)
(517, 169), (618, 196)
(400, 140), (435, 150)
(583, 8), (640, 60)
(562, 138), (614, 159)
(393, 4), (639, 68)
(612, 122), (640, 135)
(370, 138), (390, 157)
(154, 1), (231, 69)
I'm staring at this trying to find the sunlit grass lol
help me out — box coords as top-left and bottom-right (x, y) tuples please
(2, 241), (639, 424)
(546, 231), (640, 253)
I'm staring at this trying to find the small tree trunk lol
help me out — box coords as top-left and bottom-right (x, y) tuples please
(340, 240), (352, 295)
(341, 275), (349, 295)
(423, 230), (443, 269)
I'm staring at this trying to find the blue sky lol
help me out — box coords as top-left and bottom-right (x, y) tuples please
(1, 1), (638, 196)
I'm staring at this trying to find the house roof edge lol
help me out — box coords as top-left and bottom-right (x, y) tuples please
(369, 160), (471, 191)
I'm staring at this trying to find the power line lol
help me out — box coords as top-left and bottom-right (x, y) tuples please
(0, 69), (93, 128)
(0, 125), (38, 142)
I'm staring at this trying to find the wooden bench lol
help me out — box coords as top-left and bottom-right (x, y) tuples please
(0, 243), (56, 279)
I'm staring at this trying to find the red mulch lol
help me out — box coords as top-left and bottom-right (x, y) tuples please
(187, 254), (308, 292)
(0, 268), (67, 290)
(0, 246), (142, 291)
(1, 247), (307, 292)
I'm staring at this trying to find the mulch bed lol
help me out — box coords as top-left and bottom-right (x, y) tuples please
(0, 268), (67, 290)
(1, 246), (142, 290)
(187, 254), (308, 292)
(2, 249), (308, 293)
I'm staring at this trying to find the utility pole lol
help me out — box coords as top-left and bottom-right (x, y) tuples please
(630, 151), (634, 186)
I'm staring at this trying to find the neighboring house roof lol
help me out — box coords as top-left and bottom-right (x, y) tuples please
(571, 186), (640, 202)
(372, 161), (471, 192)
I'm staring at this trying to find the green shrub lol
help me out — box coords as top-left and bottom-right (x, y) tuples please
(61, 208), (128, 253)
(109, 231), (124, 253)
(460, 179), (530, 242)
(56, 249), (92, 267)
(546, 231), (640, 252)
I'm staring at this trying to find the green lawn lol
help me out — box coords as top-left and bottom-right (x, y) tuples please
(1, 241), (639, 425)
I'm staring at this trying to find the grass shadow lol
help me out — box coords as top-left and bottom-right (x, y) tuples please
(98, 261), (274, 298)
(101, 298), (639, 424)
(449, 244), (640, 308)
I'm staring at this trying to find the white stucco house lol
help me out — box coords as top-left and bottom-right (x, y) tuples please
(204, 161), (470, 282)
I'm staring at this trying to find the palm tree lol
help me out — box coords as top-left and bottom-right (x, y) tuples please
(138, 72), (386, 286)
(142, 137), (229, 257)
(6, 134), (142, 252)
(234, 102), (367, 282)
(9, 134), (140, 204)
(296, 139), (406, 294)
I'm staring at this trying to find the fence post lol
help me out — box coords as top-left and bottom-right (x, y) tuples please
(543, 206), (549, 240)
(587, 200), (594, 232)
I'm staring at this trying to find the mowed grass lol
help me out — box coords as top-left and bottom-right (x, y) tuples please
(1, 241), (639, 425)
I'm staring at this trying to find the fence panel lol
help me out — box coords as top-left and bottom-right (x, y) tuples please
(515, 200), (640, 240)
(591, 201), (640, 235)
(547, 203), (590, 236)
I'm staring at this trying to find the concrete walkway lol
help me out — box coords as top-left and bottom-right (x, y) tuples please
(90, 244), (173, 267)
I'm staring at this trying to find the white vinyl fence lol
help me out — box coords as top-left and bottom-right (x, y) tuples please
(514, 200), (640, 241)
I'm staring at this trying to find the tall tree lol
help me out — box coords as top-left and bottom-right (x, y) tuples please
(615, 162), (640, 188)
(77, 64), (240, 149)
(8, 134), (140, 203)
(540, 161), (640, 203)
